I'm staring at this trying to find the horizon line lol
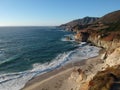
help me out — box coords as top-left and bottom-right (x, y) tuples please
(0, 25), (59, 27)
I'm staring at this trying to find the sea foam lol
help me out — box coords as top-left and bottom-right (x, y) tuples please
(61, 34), (75, 42)
(0, 44), (101, 90)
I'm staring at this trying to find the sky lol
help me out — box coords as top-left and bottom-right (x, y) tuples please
(0, 0), (120, 26)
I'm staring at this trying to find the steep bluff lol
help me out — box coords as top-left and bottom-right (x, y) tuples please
(88, 47), (120, 90)
(88, 33), (120, 51)
(60, 10), (120, 51)
(105, 47), (120, 67)
(74, 30), (120, 52)
(63, 10), (120, 90)
(74, 10), (120, 51)
(66, 46), (120, 90)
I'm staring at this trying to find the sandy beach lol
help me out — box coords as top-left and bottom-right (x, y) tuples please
(22, 48), (104, 90)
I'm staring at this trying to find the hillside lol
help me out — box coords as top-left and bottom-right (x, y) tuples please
(93, 10), (120, 33)
(96, 10), (120, 30)
(60, 10), (120, 33)
(74, 10), (120, 45)
(60, 17), (99, 31)
(69, 10), (120, 90)
(96, 10), (120, 24)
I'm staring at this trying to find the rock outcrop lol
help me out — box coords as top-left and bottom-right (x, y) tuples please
(88, 47), (120, 90)
(105, 47), (120, 67)
(88, 65), (120, 90)
(67, 46), (120, 90)
(60, 10), (120, 90)
(88, 33), (120, 51)
(74, 10), (120, 51)
(74, 31), (89, 42)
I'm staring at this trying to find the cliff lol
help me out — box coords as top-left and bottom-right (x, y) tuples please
(74, 10), (120, 51)
(61, 10), (120, 51)
(63, 10), (120, 90)
(89, 65), (120, 90)
(66, 46), (120, 90)
(89, 47), (120, 90)
(88, 33), (120, 51)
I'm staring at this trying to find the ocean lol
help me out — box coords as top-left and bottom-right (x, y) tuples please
(0, 27), (100, 90)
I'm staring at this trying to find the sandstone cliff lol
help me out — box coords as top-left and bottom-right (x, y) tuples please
(89, 47), (120, 90)
(74, 10), (120, 51)
(65, 46), (120, 90)
(64, 10), (120, 90)
(88, 33), (120, 51)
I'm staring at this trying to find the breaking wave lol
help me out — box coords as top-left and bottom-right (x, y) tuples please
(0, 43), (100, 90)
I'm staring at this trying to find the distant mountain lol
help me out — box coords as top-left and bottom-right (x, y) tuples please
(60, 10), (120, 32)
(59, 10), (120, 90)
(59, 17), (99, 31)
(93, 10), (120, 32)
(96, 10), (120, 24)
(73, 10), (120, 47)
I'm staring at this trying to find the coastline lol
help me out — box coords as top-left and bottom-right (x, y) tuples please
(22, 48), (104, 90)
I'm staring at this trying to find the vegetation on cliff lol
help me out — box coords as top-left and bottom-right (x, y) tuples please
(60, 10), (120, 90)
(96, 10), (120, 24)
(89, 65), (120, 90)
(60, 10), (120, 48)
(59, 17), (99, 31)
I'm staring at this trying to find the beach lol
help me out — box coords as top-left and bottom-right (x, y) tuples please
(0, 27), (101, 90)
(0, 1), (120, 90)
(22, 49), (104, 90)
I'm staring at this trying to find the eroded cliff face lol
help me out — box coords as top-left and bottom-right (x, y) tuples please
(105, 47), (120, 67)
(89, 47), (120, 90)
(66, 46), (120, 90)
(75, 31), (120, 52)
(67, 20), (120, 90)
(89, 34), (120, 50)
(62, 10), (120, 90)
(74, 31), (89, 42)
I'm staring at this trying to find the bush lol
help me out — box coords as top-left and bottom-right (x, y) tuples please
(88, 65), (120, 90)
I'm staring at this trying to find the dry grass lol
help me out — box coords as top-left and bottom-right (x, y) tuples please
(88, 65), (120, 90)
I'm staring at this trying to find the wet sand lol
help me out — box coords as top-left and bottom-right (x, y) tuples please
(22, 53), (102, 90)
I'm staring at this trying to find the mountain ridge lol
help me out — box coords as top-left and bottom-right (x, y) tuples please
(60, 16), (99, 31)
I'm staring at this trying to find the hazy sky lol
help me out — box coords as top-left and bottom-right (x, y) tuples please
(0, 0), (120, 26)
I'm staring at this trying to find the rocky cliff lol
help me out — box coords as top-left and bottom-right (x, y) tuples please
(60, 10), (120, 51)
(89, 47), (120, 90)
(66, 45), (120, 90)
(63, 10), (120, 90)
(88, 33), (120, 51)
(74, 10), (120, 51)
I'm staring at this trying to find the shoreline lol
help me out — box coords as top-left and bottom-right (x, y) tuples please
(22, 48), (104, 90)
(22, 58), (86, 89)
(22, 60), (86, 89)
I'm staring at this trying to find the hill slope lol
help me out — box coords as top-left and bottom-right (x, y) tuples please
(96, 10), (120, 24)
(60, 17), (99, 31)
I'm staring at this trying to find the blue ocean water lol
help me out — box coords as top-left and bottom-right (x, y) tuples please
(0, 27), (100, 90)
(0, 27), (76, 73)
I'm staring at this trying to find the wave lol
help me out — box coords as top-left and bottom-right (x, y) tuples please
(0, 54), (21, 66)
(0, 44), (101, 90)
(61, 38), (75, 42)
(61, 34), (75, 42)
